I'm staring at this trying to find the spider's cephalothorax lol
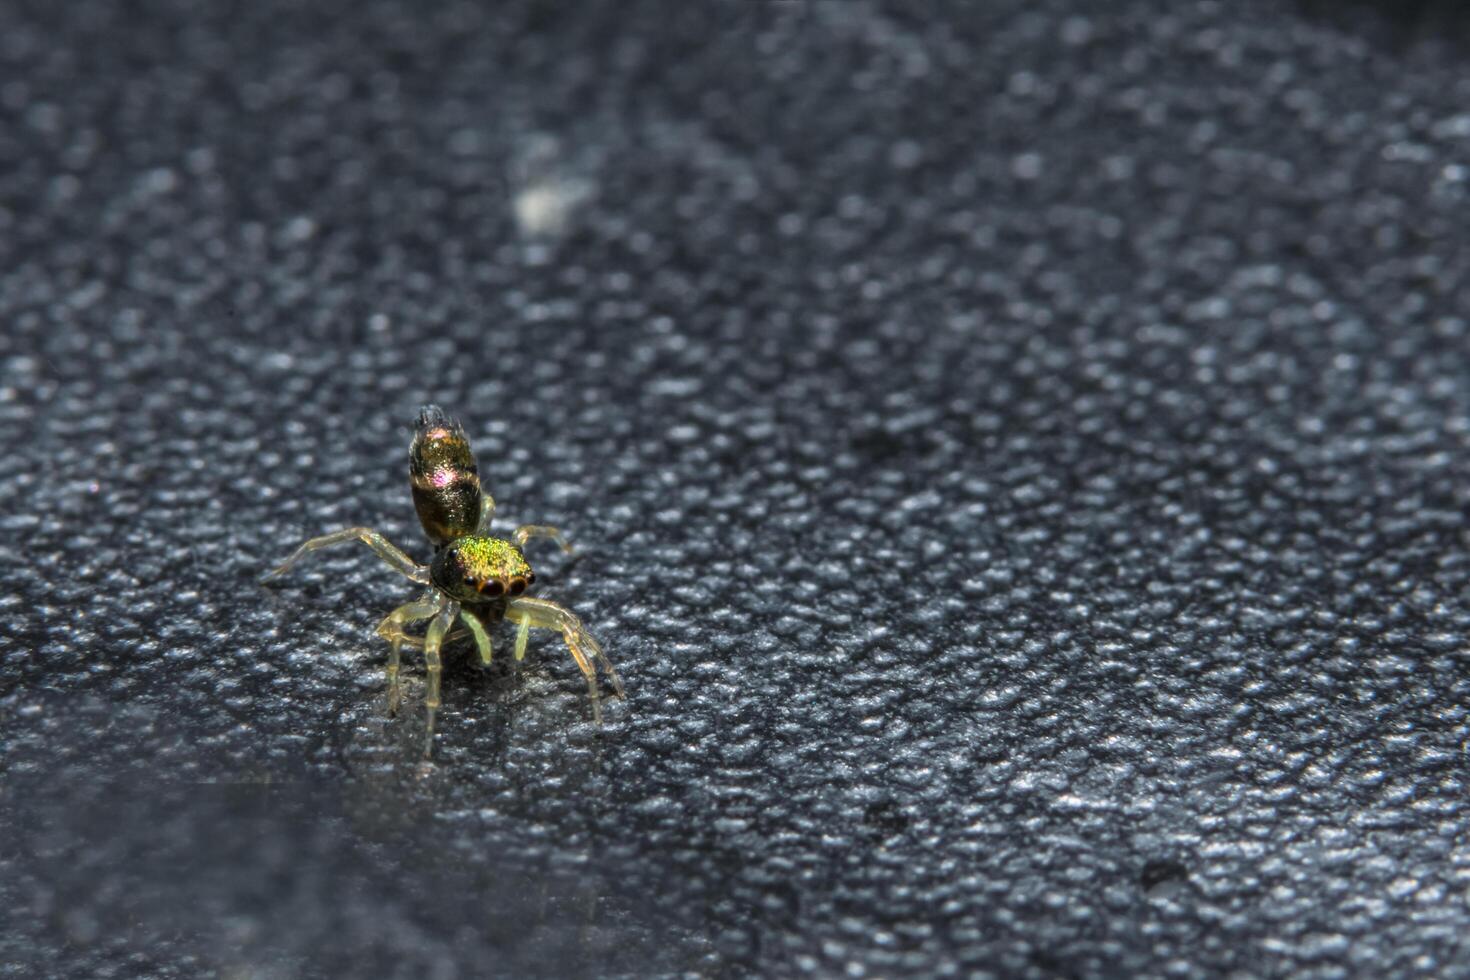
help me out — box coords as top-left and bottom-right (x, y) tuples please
(263, 404), (624, 756)
(431, 535), (535, 603)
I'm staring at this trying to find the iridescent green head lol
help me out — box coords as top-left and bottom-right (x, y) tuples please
(430, 535), (535, 602)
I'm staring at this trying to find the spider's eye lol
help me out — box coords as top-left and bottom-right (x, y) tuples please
(509, 579), (526, 597)
(526, 572), (536, 585)
(463, 575), (476, 588)
(482, 580), (504, 597)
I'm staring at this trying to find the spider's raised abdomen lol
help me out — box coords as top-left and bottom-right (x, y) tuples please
(409, 404), (483, 548)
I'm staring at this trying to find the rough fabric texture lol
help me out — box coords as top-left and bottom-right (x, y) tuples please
(3, 1), (1470, 977)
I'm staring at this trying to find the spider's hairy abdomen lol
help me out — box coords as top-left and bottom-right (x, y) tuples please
(409, 404), (483, 547)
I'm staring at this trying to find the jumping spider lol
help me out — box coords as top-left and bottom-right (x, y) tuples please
(263, 405), (624, 754)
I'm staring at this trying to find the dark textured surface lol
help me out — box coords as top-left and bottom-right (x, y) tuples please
(3, 1), (1470, 976)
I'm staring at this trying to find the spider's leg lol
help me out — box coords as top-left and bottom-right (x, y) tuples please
(262, 527), (429, 585)
(475, 494), (497, 535)
(396, 626), (470, 650)
(375, 594), (443, 716)
(422, 600), (459, 757)
(505, 596), (623, 724)
(512, 524), (573, 554)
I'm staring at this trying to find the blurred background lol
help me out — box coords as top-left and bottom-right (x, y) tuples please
(2, 1), (1469, 976)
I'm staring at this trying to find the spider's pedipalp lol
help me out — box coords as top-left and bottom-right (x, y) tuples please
(460, 607), (493, 665)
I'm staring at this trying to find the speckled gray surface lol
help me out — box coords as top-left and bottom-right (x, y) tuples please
(3, 1), (1470, 977)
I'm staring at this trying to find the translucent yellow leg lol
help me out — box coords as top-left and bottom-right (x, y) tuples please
(513, 524), (573, 554)
(505, 596), (623, 723)
(422, 601), (460, 757)
(476, 494), (498, 534)
(374, 595), (442, 716)
(263, 526), (429, 585)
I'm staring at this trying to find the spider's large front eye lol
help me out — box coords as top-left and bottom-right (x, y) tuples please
(482, 580), (504, 597)
(509, 578), (526, 597)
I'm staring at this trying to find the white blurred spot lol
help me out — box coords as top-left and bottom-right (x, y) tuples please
(511, 133), (594, 238)
(513, 178), (592, 237)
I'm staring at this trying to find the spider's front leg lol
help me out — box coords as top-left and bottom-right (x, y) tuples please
(505, 596), (623, 723)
